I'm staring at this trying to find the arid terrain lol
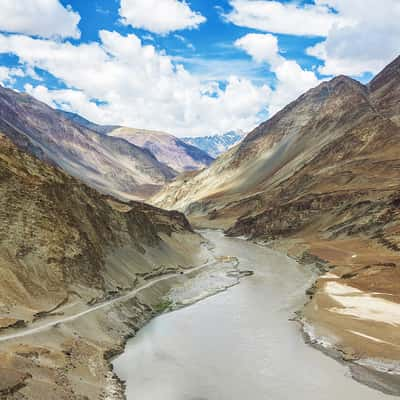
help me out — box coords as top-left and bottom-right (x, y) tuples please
(108, 127), (214, 173)
(152, 56), (400, 371)
(1, 1), (399, 399)
(0, 133), (210, 398)
(0, 86), (216, 202)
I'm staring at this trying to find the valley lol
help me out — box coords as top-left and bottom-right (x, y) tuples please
(114, 231), (399, 399)
(1, 49), (400, 399)
(151, 56), (400, 381)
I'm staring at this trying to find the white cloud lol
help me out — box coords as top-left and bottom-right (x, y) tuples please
(0, 31), (270, 137)
(24, 84), (102, 117)
(225, 0), (400, 77)
(0, 0), (81, 39)
(225, 0), (348, 37)
(174, 34), (195, 50)
(269, 60), (319, 115)
(0, 66), (25, 85)
(235, 33), (320, 115)
(308, 0), (400, 76)
(235, 33), (280, 64)
(119, 0), (206, 35)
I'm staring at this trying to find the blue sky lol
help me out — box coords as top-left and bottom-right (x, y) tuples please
(0, 1), (398, 136)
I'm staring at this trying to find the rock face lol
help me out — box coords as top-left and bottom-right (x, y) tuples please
(0, 132), (208, 399)
(0, 86), (176, 201)
(0, 132), (201, 323)
(182, 131), (245, 158)
(109, 127), (214, 174)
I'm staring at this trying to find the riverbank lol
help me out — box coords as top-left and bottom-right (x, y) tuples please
(0, 231), (247, 399)
(113, 230), (393, 400)
(0, 231), (213, 399)
(252, 234), (400, 396)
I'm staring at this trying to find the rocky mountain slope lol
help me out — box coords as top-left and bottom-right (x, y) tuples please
(182, 130), (245, 158)
(59, 110), (119, 135)
(152, 56), (400, 366)
(0, 86), (176, 201)
(109, 127), (214, 173)
(0, 132), (206, 399)
(0, 131), (203, 325)
(152, 57), (400, 230)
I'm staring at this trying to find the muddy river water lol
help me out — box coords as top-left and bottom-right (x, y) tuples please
(113, 230), (393, 399)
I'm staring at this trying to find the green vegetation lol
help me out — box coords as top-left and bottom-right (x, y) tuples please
(153, 299), (173, 313)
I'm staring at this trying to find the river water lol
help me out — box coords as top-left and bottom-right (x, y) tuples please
(113, 230), (392, 399)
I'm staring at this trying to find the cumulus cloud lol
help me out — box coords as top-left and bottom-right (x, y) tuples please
(119, 0), (206, 35)
(225, 0), (348, 37)
(0, 66), (25, 85)
(225, 0), (400, 77)
(235, 33), (280, 64)
(0, 0), (81, 39)
(0, 31), (270, 136)
(308, 0), (400, 76)
(235, 33), (320, 115)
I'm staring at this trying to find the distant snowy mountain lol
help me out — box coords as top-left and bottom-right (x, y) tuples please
(182, 131), (245, 158)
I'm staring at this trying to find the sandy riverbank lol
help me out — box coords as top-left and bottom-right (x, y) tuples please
(260, 235), (400, 396)
(0, 231), (210, 399)
(0, 231), (247, 400)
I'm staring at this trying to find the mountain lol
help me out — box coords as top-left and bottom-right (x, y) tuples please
(60, 111), (214, 173)
(0, 86), (176, 200)
(152, 69), (397, 229)
(182, 131), (245, 158)
(0, 132), (205, 398)
(108, 127), (214, 173)
(59, 110), (119, 135)
(151, 56), (400, 363)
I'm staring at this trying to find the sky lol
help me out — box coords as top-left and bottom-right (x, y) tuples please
(0, 0), (399, 137)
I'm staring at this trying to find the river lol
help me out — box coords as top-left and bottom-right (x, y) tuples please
(113, 230), (392, 399)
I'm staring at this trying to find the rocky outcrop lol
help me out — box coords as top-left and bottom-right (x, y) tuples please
(0, 369), (31, 398)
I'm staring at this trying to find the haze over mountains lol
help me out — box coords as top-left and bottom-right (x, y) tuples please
(60, 110), (244, 160)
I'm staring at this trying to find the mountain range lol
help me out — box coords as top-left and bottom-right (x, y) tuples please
(108, 127), (214, 173)
(182, 131), (245, 158)
(59, 110), (120, 135)
(0, 131), (205, 398)
(0, 86), (179, 201)
(152, 56), (400, 237)
(151, 55), (400, 365)
(0, 88), (214, 201)
(1, 49), (400, 397)
(60, 111), (215, 172)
